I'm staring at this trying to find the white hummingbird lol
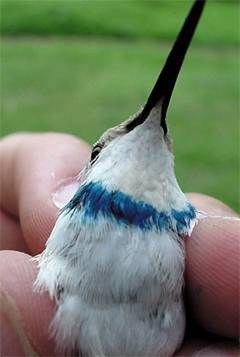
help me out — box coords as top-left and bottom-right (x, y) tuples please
(35, 1), (205, 356)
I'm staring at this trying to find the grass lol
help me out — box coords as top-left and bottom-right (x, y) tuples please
(2, 37), (238, 210)
(1, 0), (239, 46)
(1, 0), (239, 210)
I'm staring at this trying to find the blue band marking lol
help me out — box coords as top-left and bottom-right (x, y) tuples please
(64, 181), (196, 234)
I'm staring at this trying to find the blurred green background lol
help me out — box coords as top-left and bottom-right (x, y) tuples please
(1, 0), (239, 210)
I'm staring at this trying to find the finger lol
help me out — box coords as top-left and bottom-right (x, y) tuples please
(175, 338), (239, 356)
(185, 193), (239, 338)
(0, 209), (28, 252)
(187, 193), (238, 216)
(0, 133), (91, 254)
(0, 250), (59, 356)
(1, 251), (238, 357)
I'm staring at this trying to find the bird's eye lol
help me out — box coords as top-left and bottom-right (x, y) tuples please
(90, 144), (102, 164)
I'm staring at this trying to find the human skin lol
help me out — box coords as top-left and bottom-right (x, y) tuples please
(0, 133), (239, 356)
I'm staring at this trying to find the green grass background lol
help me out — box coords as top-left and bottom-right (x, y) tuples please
(1, 0), (239, 210)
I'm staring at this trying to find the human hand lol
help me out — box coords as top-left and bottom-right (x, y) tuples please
(0, 133), (238, 356)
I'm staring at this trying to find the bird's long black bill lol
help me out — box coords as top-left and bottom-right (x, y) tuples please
(127, 0), (205, 134)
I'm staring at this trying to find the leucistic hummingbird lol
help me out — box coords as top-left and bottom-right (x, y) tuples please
(35, 1), (205, 356)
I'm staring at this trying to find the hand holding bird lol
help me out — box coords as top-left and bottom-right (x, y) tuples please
(0, 133), (238, 356)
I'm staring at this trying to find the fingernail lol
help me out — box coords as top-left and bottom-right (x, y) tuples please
(52, 178), (79, 209)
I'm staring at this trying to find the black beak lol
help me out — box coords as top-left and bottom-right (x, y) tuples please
(127, 0), (206, 134)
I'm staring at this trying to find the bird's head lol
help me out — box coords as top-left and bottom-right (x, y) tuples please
(84, 0), (205, 210)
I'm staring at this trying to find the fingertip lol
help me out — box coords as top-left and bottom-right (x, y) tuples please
(185, 195), (239, 338)
(186, 193), (239, 217)
(18, 134), (90, 253)
(1, 133), (91, 254)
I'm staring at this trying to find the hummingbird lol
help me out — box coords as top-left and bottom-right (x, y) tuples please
(35, 1), (205, 356)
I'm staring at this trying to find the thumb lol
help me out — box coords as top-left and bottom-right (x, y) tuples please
(0, 251), (58, 356)
(0, 133), (91, 254)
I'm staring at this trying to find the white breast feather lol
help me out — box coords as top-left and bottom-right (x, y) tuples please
(35, 110), (197, 356)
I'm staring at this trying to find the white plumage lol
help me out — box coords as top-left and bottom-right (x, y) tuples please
(35, 1), (205, 354)
(35, 110), (197, 356)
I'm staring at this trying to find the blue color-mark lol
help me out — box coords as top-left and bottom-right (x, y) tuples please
(64, 181), (196, 234)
